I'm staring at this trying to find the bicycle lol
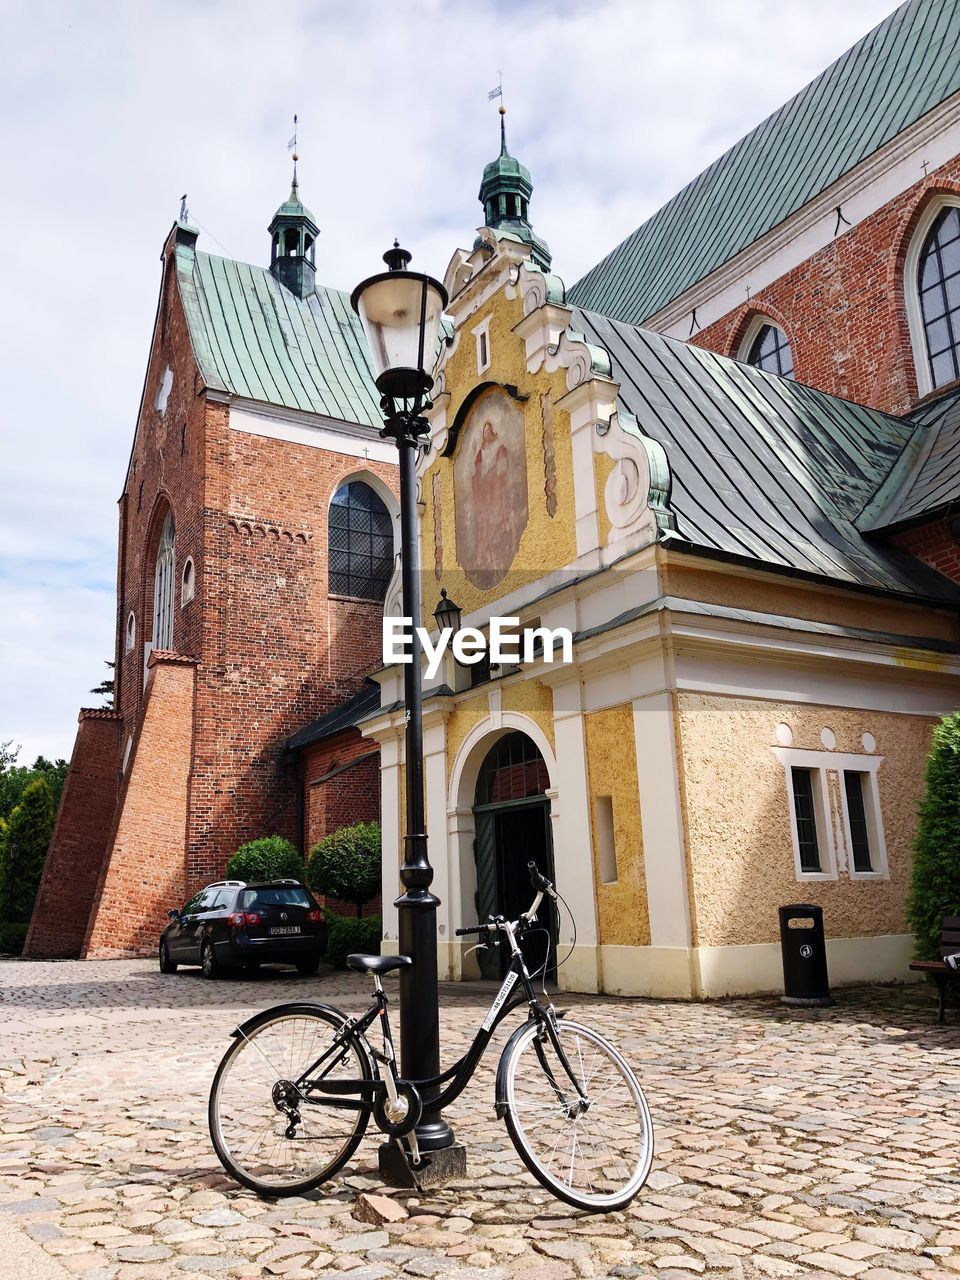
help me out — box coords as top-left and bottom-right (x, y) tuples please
(208, 862), (654, 1212)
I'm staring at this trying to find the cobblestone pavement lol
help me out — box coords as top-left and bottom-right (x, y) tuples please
(0, 960), (958, 1280)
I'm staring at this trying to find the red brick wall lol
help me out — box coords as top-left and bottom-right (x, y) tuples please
(890, 516), (960, 583)
(301, 729), (381, 918)
(24, 711), (122, 959)
(84, 653), (197, 957)
(691, 163), (960, 415)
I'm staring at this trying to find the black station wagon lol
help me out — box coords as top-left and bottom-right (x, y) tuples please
(159, 879), (327, 978)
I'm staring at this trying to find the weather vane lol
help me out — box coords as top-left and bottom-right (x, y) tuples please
(179, 193), (189, 224)
(487, 71), (505, 113)
(288, 113), (299, 187)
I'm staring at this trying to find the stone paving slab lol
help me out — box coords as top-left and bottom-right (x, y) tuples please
(0, 960), (958, 1280)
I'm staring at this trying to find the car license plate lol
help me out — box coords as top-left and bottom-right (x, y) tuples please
(269, 926), (301, 936)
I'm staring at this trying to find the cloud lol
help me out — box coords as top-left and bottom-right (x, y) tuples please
(0, 0), (899, 758)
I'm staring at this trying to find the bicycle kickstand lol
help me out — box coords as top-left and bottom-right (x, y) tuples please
(395, 1130), (427, 1193)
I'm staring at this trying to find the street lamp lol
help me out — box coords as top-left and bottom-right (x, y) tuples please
(352, 244), (463, 1182)
(433, 588), (462, 636)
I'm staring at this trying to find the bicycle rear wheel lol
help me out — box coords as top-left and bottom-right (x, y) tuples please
(501, 1018), (653, 1211)
(209, 1005), (371, 1197)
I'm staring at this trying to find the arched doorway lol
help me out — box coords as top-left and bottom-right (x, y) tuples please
(473, 731), (556, 980)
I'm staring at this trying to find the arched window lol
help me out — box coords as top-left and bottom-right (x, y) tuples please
(917, 206), (960, 389)
(181, 556), (195, 606)
(152, 512), (175, 650)
(745, 323), (795, 378)
(125, 612), (136, 652)
(328, 481), (394, 602)
(475, 732), (550, 805)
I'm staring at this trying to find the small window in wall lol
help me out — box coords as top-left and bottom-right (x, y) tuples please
(843, 771), (875, 873)
(473, 318), (491, 375)
(791, 767), (822, 873)
(125, 612), (136, 652)
(917, 206), (960, 389)
(746, 324), (795, 378)
(595, 795), (618, 884)
(155, 366), (174, 414)
(181, 556), (195, 605)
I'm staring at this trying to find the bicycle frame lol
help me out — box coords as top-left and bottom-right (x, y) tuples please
(264, 915), (586, 1123)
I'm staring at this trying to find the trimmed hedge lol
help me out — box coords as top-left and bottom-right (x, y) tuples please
(0, 921), (27, 955)
(307, 822), (381, 917)
(324, 913), (383, 969)
(907, 711), (960, 959)
(226, 836), (303, 884)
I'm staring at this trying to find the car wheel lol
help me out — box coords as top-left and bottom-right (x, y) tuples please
(296, 955), (321, 976)
(201, 940), (219, 980)
(159, 941), (178, 974)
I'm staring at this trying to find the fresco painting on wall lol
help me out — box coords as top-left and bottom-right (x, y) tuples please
(454, 388), (528, 588)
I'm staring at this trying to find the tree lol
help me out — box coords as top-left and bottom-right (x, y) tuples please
(225, 836), (304, 883)
(0, 777), (55, 923)
(90, 661), (115, 708)
(0, 744), (68, 823)
(307, 822), (381, 918)
(906, 712), (960, 959)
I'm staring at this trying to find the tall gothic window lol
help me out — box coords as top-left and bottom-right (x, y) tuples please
(746, 323), (795, 378)
(328, 481), (394, 602)
(152, 512), (175, 650)
(917, 206), (960, 389)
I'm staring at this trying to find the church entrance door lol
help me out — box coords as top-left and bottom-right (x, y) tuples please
(472, 732), (556, 981)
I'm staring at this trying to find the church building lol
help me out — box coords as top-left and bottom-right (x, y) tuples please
(363, 0), (960, 998)
(26, 176), (397, 958)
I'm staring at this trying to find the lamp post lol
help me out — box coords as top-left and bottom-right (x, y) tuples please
(351, 244), (464, 1181)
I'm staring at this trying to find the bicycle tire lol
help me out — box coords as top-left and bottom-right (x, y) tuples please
(500, 1017), (653, 1211)
(209, 1004), (372, 1197)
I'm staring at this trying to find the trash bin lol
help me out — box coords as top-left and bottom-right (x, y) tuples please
(778, 904), (833, 1005)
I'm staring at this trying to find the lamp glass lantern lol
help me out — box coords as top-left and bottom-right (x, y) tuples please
(432, 588), (461, 636)
(351, 243), (448, 404)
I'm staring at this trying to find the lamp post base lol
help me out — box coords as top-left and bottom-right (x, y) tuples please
(378, 1140), (467, 1189)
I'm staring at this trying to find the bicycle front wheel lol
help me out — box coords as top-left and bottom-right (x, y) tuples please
(501, 1018), (653, 1211)
(209, 1005), (372, 1197)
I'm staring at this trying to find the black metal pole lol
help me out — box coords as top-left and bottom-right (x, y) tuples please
(393, 421), (455, 1154)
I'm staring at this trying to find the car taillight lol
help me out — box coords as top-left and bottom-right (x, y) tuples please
(244, 912), (261, 925)
(228, 913), (245, 927)
(229, 912), (261, 927)
(307, 910), (320, 922)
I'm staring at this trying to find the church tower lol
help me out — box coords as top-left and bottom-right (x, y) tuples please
(478, 107), (551, 270)
(268, 170), (319, 298)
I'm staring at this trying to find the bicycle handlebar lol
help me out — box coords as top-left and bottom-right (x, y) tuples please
(527, 861), (557, 900)
(454, 923), (493, 938)
(455, 868), (558, 940)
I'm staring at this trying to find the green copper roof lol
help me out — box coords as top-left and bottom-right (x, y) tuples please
(572, 305), (960, 600)
(269, 179), (318, 229)
(175, 241), (380, 427)
(477, 115), (551, 269)
(569, 0), (960, 324)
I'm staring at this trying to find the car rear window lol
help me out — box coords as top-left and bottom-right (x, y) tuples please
(239, 886), (312, 910)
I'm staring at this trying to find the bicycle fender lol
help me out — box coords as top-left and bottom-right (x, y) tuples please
(494, 1019), (535, 1120)
(230, 1001), (351, 1040)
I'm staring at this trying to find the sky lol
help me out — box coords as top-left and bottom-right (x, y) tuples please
(0, 0), (900, 765)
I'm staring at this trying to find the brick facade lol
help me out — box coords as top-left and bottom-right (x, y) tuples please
(300, 728), (382, 919)
(23, 710), (122, 959)
(890, 516), (960, 584)
(691, 162), (960, 416)
(28, 224), (395, 957)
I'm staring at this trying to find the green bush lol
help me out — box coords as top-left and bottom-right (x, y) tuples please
(324, 913), (383, 969)
(307, 822), (381, 917)
(0, 777), (54, 923)
(226, 835), (304, 884)
(0, 921), (27, 955)
(907, 711), (960, 959)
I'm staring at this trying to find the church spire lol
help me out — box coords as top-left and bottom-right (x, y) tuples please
(477, 104), (551, 270)
(268, 116), (319, 298)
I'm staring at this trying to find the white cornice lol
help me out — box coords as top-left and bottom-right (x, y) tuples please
(650, 92), (960, 338)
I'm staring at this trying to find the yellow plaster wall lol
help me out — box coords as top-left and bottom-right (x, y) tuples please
(444, 679), (556, 802)
(445, 695), (491, 783)
(594, 452), (614, 550)
(660, 554), (960, 643)
(584, 705), (650, 946)
(421, 289), (578, 618)
(500, 680), (555, 752)
(675, 693), (934, 947)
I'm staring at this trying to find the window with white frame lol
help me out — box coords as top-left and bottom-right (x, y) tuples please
(473, 317), (491, 375)
(740, 320), (795, 378)
(152, 511), (175, 650)
(905, 199), (960, 397)
(775, 745), (888, 882)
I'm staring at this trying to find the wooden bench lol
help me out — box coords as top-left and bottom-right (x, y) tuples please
(909, 916), (960, 1024)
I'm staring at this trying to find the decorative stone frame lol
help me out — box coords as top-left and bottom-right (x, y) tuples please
(735, 313), (794, 371)
(903, 193), (960, 398)
(773, 745), (889, 883)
